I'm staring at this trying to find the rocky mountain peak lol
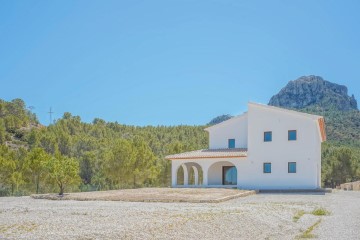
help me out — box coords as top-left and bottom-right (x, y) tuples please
(269, 75), (358, 111)
(207, 114), (233, 125)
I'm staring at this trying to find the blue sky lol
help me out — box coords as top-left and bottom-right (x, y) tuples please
(1, 1), (359, 126)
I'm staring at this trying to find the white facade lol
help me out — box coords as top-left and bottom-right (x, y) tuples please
(166, 102), (326, 190)
(208, 113), (248, 149)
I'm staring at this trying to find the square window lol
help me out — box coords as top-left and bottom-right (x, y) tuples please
(288, 162), (296, 173)
(228, 139), (235, 149)
(264, 131), (272, 142)
(263, 163), (271, 173)
(288, 130), (297, 141)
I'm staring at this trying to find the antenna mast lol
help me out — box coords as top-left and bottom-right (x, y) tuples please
(48, 107), (54, 125)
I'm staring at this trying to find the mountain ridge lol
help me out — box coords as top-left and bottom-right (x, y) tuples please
(268, 75), (358, 111)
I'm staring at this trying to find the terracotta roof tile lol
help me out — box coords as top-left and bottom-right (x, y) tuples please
(165, 148), (248, 160)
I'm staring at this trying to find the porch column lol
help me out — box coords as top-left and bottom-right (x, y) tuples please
(234, 161), (242, 189)
(201, 165), (209, 187)
(182, 164), (189, 186)
(171, 161), (179, 187)
(192, 166), (199, 186)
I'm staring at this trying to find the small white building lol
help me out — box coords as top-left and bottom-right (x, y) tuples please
(166, 102), (326, 190)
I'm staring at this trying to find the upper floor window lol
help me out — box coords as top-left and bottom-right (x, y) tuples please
(228, 139), (235, 149)
(288, 162), (297, 173)
(264, 131), (272, 142)
(288, 130), (297, 141)
(263, 163), (271, 173)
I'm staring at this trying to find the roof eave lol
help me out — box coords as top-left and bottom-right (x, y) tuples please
(204, 112), (248, 131)
(166, 155), (247, 160)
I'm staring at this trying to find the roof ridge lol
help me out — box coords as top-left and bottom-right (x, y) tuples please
(248, 102), (323, 119)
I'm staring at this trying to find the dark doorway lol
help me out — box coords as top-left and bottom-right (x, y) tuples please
(222, 166), (237, 185)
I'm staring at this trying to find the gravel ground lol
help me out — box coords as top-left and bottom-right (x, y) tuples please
(0, 190), (359, 239)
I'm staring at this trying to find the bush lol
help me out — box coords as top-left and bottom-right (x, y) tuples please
(311, 208), (330, 216)
(0, 187), (10, 197)
(14, 129), (26, 139)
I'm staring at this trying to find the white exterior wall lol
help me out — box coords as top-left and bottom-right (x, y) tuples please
(207, 114), (248, 149)
(245, 103), (321, 189)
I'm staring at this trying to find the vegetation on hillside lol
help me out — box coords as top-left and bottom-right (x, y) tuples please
(300, 106), (360, 147)
(0, 98), (207, 196)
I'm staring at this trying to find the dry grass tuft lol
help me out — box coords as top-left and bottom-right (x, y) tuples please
(297, 219), (322, 239)
(293, 210), (306, 222)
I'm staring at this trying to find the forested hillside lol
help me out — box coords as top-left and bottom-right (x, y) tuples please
(0, 98), (207, 196)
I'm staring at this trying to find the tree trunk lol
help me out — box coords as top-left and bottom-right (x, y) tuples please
(36, 175), (39, 194)
(163, 164), (168, 186)
(59, 183), (64, 195)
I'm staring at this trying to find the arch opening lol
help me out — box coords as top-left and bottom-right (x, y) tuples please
(188, 164), (203, 186)
(208, 161), (237, 186)
(176, 165), (185, 185)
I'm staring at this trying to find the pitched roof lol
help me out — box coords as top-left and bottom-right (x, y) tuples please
(248, 102), (323, 120)
(205, 102), (324, 132)
(165, 148), (248, 160)
(204, 112), (247, 131)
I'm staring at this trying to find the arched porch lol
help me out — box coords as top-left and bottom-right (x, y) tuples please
(174, 162), (203, 187)
(171, 159), (241, 188)
(167, 148), (247, 188)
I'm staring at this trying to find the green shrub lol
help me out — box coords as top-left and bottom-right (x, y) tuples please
(311, 208), (330, 216)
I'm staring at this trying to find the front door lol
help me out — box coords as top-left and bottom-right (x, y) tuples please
(222, 166), (237, 185)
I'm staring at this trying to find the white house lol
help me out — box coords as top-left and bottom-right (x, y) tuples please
(165, 102), (326, 190)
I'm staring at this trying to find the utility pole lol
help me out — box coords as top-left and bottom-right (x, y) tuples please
(48, 107), (54, 125)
